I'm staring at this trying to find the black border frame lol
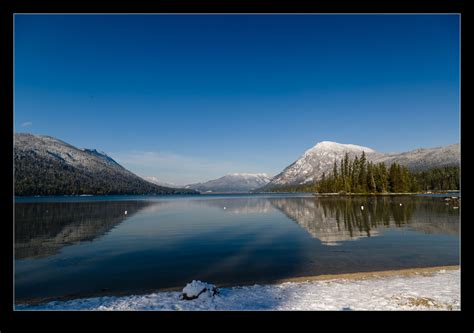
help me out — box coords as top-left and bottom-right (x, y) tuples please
(1, 1), (469, 331)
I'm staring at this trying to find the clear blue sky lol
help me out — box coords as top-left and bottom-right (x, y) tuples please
(14, 14), (460, 185)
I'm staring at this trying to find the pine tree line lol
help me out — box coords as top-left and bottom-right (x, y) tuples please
(316, 151), (418, 193)
(414, 166), (459, 192)
(268, 152), (459, 194)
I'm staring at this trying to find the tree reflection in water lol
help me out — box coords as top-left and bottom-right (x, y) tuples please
(15, 200), (155, 259)
(269, 196), (458, 246)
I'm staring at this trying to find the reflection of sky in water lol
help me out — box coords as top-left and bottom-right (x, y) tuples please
(15, 195), (459, 303)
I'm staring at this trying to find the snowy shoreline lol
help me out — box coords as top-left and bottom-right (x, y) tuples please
(17, 267), (460, 311)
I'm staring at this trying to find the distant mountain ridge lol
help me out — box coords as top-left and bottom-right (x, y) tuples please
(143, 176), (181, 188)
(369, 144), (460, 172)
(14, 133), (196, 196)
(185, 173), (271, 193)
(263, 141), (460, 189)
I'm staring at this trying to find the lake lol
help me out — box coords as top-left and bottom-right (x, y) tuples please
(14, 193), (460, 304)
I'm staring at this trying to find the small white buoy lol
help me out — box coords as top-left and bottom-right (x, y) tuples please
(223, 207), (227, 210)
(400, 203), (402, 206)
(360, 206), (364, 210)
(124, 210), (128, 215)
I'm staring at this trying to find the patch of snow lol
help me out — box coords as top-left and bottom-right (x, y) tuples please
(228, 173), (270, 178)
(17, 269), (460, 311)
(181, 280), (218, 300)
(309, 141), (376, 155)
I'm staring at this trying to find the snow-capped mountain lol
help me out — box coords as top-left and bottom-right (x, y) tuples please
(14, 133), (196, 196)
(264, 141), (460, 189)
(185, 173), (271, 193)
(267, 141), (377, 187)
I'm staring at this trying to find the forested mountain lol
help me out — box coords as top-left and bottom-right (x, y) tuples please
(14, 133), (197, 196)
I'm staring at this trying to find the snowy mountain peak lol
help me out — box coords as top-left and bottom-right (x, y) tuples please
(309, 141), (376, 154)
(267, 141), (378, 186)
(259, 141), (378, 187)
(227, 173), (270, 178)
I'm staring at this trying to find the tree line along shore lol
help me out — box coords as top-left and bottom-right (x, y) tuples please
(268, 152), (459, 195)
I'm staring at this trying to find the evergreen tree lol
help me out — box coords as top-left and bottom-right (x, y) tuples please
(379, 163), (389, 193)
(400, 166), (411, 192)
(343, 153), (349, 178)
(367, 162), (376, 193)
(351, 156), (359, 192)
(333, 160), (340, 192)
(389, 163), (400, 192)
(414, 166), (459, 191)
(358, 151), (367, 192)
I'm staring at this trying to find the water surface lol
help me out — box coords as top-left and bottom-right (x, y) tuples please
(15, 194), (459, 303)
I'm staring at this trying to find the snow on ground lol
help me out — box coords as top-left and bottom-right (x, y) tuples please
(181, 280), (218, 300)
(17, 269), (460, 311)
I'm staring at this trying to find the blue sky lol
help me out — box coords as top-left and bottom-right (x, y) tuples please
(14, 14), (460, 185)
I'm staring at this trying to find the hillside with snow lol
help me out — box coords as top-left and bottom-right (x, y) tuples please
(370, 144), (460, 172)
(266, 141), (377, 188)
(14, 133), (196, 196)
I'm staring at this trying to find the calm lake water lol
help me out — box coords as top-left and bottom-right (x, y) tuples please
(15, 194), (460, 303)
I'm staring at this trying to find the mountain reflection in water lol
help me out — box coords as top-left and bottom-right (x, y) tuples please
(15, 201), (155, 259)
(15, 195), (459, 260)
(268, 196), (458, 246)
